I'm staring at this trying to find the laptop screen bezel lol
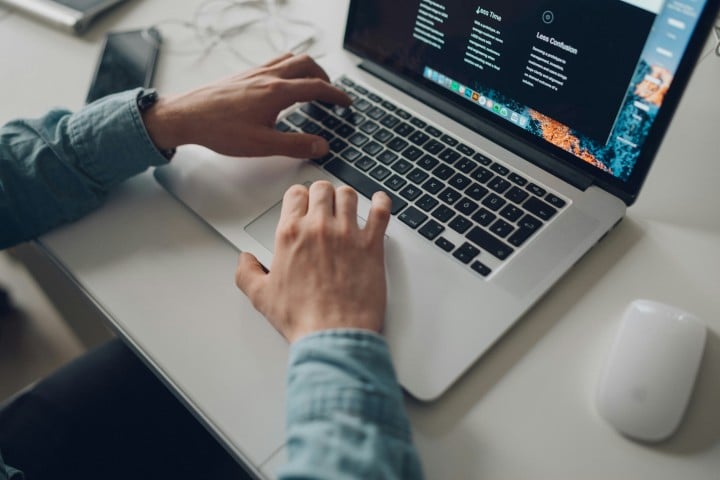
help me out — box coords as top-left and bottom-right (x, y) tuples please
(342, 0), (720, 206)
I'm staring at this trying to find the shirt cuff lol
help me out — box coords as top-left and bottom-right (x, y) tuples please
(286, 329), (411, 440)
(67, 88), (170, 187)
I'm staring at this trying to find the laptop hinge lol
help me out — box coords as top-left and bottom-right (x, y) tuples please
(358, 60), (595, 192)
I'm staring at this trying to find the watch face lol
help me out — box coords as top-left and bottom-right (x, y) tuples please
(138, 89), (159, 112)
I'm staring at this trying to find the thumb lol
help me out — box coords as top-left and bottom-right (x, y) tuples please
(263, 130), (328, 159)
(235, 252), (268, 304)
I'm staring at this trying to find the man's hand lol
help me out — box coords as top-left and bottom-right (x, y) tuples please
(235, 182), (392, 343)
(142, 54), (351, 159)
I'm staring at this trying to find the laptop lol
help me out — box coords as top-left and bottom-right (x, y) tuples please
(0, 0), (126, 34)
(155, 0), (720, 401)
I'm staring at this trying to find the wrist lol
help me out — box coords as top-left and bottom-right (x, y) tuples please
(138, 89), (182, 155)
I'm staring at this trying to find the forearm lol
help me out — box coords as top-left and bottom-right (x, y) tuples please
(279, 330), (424, 480)
(0, 88), (169, 249)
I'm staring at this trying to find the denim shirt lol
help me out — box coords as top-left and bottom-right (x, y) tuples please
(0, 90), (423, 479)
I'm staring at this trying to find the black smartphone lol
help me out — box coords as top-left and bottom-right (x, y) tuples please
(86, 28), (161, 104)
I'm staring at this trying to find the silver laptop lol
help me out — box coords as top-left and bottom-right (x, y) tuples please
(155, 0), (720, 401)
(0, 0), (126, 33)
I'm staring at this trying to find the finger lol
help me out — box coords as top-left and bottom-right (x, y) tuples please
(271, 54), (330, 82)
(364, 191), (392, 241)
(279, 184), (309, 224)
(261, 52), (294, 68)
(235, 252), (268, 303)
(255, 129), (328, 159)
(335, 186), (359, 226)
(273, 78), (352, 108)
(307, 181), (335, 218)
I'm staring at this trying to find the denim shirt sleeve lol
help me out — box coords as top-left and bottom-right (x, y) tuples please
(0, 88), (170, 250)
(278, 330), (424, 480)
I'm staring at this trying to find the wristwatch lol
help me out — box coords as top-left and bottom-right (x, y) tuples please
(136, 88), (176, 160)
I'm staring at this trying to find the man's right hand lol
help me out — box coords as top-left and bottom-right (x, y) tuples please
(141, 54), (351, 160)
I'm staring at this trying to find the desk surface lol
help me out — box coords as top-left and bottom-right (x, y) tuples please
(2, 2), (720, 478)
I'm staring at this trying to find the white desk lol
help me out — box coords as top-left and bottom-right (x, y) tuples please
(2, 2), (720, 478)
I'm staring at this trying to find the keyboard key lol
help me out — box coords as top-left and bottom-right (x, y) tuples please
(435, 237), (455, 252)
(346, 112), (365, 126)
(399, 206), (428, 229)
(449, 215), (472, 234)
(471, 261), (492, 277)
(373, 129), (394, 143)
(508, 226), (536, 247)
(422, 177), (444, 194)
(417, 194), (439, 212)
(439, 187), (462, 205)
(488, 177), (512, 194)
(546, 193), (567, 209)
(473, 152), (492, 165)
(490, 219), (514, 238)
(394, 123), (415, 137)
(499, 204), (523, 222)
(341, 148), (362, 163)
(432, 205), (455, 223)
(329, 138), (348, 153)
(449, 173), (472, 190)
(490, 163), (510, 176)
(524, 197), (558, 221)
(349, 132), (369, 147)
(441, 134), (458, 147)
(377, 150), (399, 165)
(466, 227), (515, 260)
(425, 125), (442, 137)
(387, 138), (409, 152)
(455, 198), (479, 216)
(527, 183), (547, 197)
(355, 156), (377, 172)
(419, 220), (445, 240)
(417, 155), (439, 171)
(518, 214), (543, 232)
(391, 159), (413, 174)
(381, 115), (400, 128)
(424, 139), (445, 155)
(471, 166), (494, 184)
(339, 77), (354, 87)
(362, 141), (383, 156)
(505, 186), (530, 204)
(301, 121), (322, 135)
(325, 159), (407, 214)
(335, 123), (355, 138)
(482, 193), (507, 211)
(455, 157), (478, 174)
(457, 143), (475, 156)
(354, 99), (372, 112)
(275, 121), (291, 132)
(408, 168), (429, 184)
(508, 172), (528, 186)
(402, 146), (423, 161)
(322, 116), (342, 129)
(317, 128), (334, 141)
(410, 117), (427, 129)
(439, 148), (461, 165)
(466, 183), (489, 201)
(433, 164), (455, 180)
(471, 208), (496, 226)
(384, 175), (407, 191)
(360, 120), (380, 134)
(396, 109), (411, 120)
(409, 131), (430, 146)
(370, 165), (391, 181)
(368, 93), (383, 103)
(453, 242), (480, 264)
(287, 111), (308, 125)
(381, 100), (397, 111)
(400, 184), (423, 201)
(367, 107), (386, 121)
(353, 84), (368, 94)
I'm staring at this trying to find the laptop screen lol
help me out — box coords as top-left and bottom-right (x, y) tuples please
(345, 0), (717, 202)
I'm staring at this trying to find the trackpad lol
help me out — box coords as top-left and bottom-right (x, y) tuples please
(244, 200), (369, 254)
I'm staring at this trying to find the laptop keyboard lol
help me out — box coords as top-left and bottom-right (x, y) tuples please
(275, 76), (569, 278)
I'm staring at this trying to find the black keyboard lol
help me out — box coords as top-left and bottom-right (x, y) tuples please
(276, 76), (569, 278)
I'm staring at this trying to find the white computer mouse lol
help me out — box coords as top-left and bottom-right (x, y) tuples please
(596, 299), (706, 442)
